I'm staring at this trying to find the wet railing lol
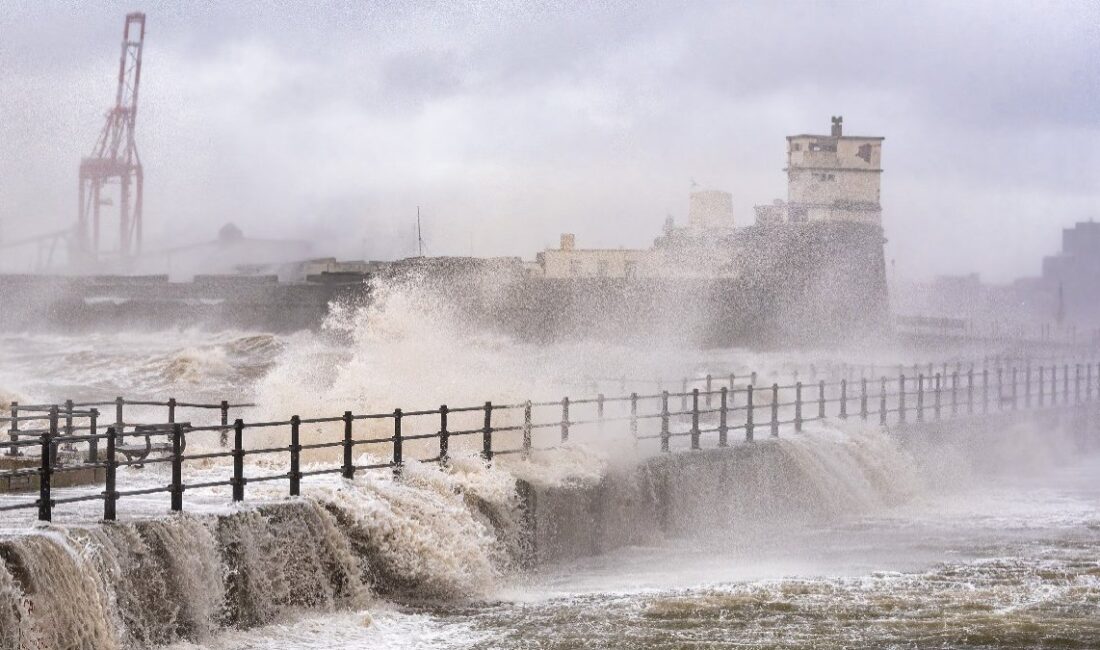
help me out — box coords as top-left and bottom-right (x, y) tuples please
(2, 358), (1098, 523)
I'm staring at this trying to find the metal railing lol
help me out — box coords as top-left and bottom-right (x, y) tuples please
(2, 358), (1098, 524)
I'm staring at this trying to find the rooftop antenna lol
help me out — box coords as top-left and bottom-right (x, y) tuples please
(416, 206), (425, 257)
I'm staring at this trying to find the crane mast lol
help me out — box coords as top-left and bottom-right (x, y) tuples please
(78, 12), (145, 263)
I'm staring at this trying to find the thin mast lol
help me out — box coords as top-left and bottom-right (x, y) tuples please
(417, 206), (424, 257)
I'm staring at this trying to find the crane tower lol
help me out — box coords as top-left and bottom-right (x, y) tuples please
(78, 12), (146, 262)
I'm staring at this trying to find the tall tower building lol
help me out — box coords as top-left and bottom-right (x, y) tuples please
(785, 116), (883, 224)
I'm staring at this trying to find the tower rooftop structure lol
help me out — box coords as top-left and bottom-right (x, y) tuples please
(784, 116), (883, 225)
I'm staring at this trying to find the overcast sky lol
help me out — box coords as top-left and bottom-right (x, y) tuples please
(1, 0), (1097, 280)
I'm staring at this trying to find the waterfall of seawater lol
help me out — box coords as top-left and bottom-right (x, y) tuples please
(1, 420), (1007, 649)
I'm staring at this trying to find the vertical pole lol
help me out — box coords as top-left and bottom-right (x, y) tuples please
(342, 411), (354, 479)
(64, 399), (74, 450)
(794, 382), (803, 433)
(916, 374), (925, 423)
(629, 393), (639, 446)
(88, 408), (99, 464)
(115, 396), (124, 444)
(681, 379), (688, 412)
(104, 426), (117, 521)
(860, 378), (868, 420)
(750, 371), (758, 387)
(660, 391), (670, 452)
(220, 400), (229, 447)
(7, 401), (18, 457)
(167, 397), (176, 424)
(1063, 364), (1069, 404)
(879, 377), (887, 425)
(482, 401), (493, 462)
(439, 405), (450, 463)
(522, 401), (532, 459)
(818, 380), (826, 420)
(705, 375), (712, 408)
(560, 398), (570, 443)
(746, 385), (755, 442)
(934, 373), (942, 419)
(951, 373), (959, 416)
(690, 389), (701, 450)
(899, 374), (907, 423)
(1075, 364), (1082, 404)
(231, 419), (244, 502)
(48, 406), (58, 468)
(840, 379), (848, 419)
(1025, 366), (1032, 408)
(770, 383), (779, 437)
(1011, 368), (1018, 410)
(718, 387), (728, 447)
(982, 368), (990, 414)
(170, 423), (183, 511)
(38, 431), (53, 522)
(596, 393), (605, 435)
(393, 409), (404, 476)
(288, 416), (301, 497)
(1039, 366), (1046, 407)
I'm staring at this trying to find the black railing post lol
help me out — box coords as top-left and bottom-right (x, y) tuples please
(115, 396), (124, 444)
(231, 419), (245, 502)
(629, 393), (639, 446)
(220, 400), (229, 447)
(840, 379), (848, 419)
(879, 378), (887, 425)
(38, 431), (52, 522)
(560, 398), (570, 443)
(1025, 366), (1032, 409)
(705, 375), (712, 408)
(482, 402), (493, 462)
(439, 405), (450, 463)
(393, 409), (404, 476)
(899, 374), (907, 423)
(770, 383), (779, 437)
(1063, 364), (1070, 404)
(1039, 366), (1046, 407)
(171, 423), (184, 511)
(48, 406), (58, 468)
(1088, 364), (1093, 402)
(1075, 364), (1082, 404)
(934, 373), (942, 420)
(750, 371), (758, 386)
(745, 385), (755, 442)
(64, 399), (74, 451)
(168, 397), (176, 424)
(860, 378), (868, 420)
(718, 387), (728, 447)
(660, 391), (670, 452)
(88, 408), (99, 463)
(6, 401), (19, 457)
(690, 389), (701, 450)
(982, 368), (990, 414)
(967, 367), (974, 415)
(522, 401), (533, 459)
(596, 393), (605, 435)
(818, 380), (826, 420)
(794, 382), (803, 432)
(104, 426), (117, 521)
(342, 411), (354, 479)
(916, 374), (925, 423)
(289, 416), (301, 497)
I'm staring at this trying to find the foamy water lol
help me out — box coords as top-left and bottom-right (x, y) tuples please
(2, 280), (1098, 649)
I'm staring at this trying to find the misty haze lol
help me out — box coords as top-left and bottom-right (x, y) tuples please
(1, 2), (1099, 649)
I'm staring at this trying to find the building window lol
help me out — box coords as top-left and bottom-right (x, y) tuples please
(792, 143), (801, 151)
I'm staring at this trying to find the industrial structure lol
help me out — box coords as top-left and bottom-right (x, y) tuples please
(77, 12), (146, 263)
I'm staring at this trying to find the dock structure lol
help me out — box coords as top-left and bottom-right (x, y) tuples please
(2, 356), (1099, 522)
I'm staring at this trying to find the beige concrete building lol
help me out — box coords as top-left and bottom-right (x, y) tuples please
(535, 234), (651, 278)
(687, 189), (735, 230)
(784, 116), (883, 225)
